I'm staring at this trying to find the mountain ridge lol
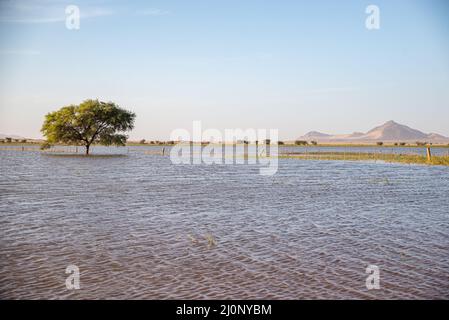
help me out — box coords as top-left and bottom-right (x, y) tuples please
(299, 121), (449, 142)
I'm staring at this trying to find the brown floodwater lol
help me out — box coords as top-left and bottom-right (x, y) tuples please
(0, 146), (448, 299)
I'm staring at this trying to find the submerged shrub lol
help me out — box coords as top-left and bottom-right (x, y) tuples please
(40, 141), (53, 150)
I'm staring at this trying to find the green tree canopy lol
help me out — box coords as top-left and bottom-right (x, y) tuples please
(41, 99), (136, 155)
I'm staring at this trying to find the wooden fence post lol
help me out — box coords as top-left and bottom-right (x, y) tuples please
(244, 142), (248, 162)
(426, 147), (432, 161)
(222, 142), (226, 163)
(255, 141), (259, 161)
(266, 140), (270, 157)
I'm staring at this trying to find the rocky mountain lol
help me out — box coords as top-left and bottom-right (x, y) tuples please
(302, 131), (331, 138)
(299, 121), (449, 143)
(362, 121), (428, 140)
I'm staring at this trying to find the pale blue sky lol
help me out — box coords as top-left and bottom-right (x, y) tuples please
(0, 0), (448, 140)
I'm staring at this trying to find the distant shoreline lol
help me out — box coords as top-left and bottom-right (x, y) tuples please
(2, 141), (448, 167)
(2, 141), (449, 148)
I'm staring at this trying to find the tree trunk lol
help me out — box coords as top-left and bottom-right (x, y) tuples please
(85, 144), (90, 155)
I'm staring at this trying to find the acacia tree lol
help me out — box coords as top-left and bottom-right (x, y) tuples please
(41, 99), (136, 155)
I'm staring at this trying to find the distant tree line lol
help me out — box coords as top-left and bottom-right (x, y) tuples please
(0, 138), (27, 143)
(135, 140), (290, 145)
(294, 140), (317, 146)
(136, 140), (176, 145)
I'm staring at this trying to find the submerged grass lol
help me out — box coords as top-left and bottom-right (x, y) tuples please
(204, 233), (217, 248)
(41, 153), (128, 158)
(187, 233), (217, 248)
(280, 152), (449, 167)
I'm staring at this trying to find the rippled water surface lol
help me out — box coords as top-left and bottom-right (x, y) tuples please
(1, 147), (448, 299)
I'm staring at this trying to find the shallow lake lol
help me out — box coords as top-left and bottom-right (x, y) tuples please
(1, 146), (448, 299)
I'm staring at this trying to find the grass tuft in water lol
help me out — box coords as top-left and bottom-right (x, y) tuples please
(204, 233), (217, 248)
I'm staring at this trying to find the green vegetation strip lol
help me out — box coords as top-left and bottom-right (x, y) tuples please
(280, 152), (449, 166)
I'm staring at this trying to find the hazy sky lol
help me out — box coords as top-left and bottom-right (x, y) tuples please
(1, 0), (449, 140)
